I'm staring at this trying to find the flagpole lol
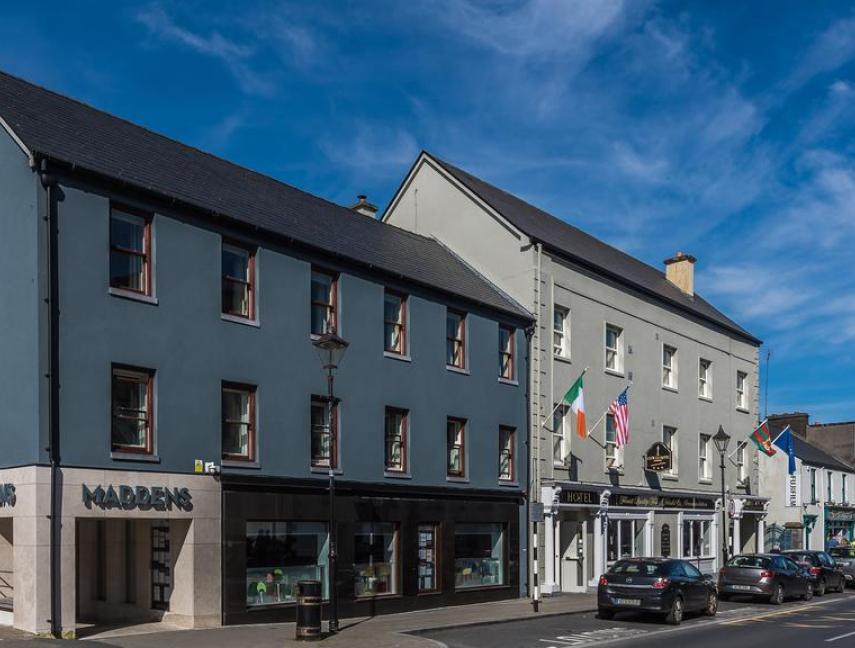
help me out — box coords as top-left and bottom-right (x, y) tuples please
(541, 367), (588, 428)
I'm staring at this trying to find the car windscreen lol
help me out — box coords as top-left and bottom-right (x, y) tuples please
(829, 547), (855, 558)
(609, 561), (664, 576)
(785, 552), (817, 565)
(726, 555), (770, 568)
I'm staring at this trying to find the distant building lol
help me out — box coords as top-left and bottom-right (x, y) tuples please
(770, 412), (855, 467)
(762, 415), (855, 551)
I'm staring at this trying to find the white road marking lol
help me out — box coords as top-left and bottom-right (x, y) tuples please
(825, 629), (855, 643)
(537, 627), (646, 646)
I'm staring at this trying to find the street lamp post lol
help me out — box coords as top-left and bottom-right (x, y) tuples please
(713, 425), (731, 567)
(312, 332), (349, 635)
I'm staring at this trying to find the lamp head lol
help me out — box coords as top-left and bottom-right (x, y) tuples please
(713, 425), (731, 454)
(312, 331), (349, 370)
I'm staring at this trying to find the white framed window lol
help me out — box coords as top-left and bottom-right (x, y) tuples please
(605, 413), (622, 470)
(698, 358), (712, 399)
(682, 519), (712, 558)
(736, 371), (748, 411)
(828, 471), (834, 502)
(808, 468), (817, 503)
(604, 324), (623, 374)
(662, 425), (678, 477)
(607, 518), (646, 562)
(736, 444), (747, 483)
(662, 344), (678, 389)
(843, 475), (848, 503)
(698, 434), (711, 481)
(553, 306), (570, 358)
(552, 404), (568, 465)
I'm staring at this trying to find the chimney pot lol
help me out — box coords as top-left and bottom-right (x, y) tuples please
(664, 251), (696, 296)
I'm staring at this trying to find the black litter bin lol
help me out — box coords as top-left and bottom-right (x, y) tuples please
(295, 580), (323, 640)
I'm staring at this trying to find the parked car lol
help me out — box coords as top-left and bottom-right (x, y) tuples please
(597, 558), (717, 625)
(782, 549), (846, 595)
(718, 554), (812, 604)
(828, 546), (855, 587)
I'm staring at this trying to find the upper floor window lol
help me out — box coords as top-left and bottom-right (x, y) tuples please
(662, 425), (678, 477)
(736, 371), (748, 410)
(384, 407), (408, 473)
(222, 242), (255, 320)
(311, 270), (338, 335)
(809, 468), (817, 503)
(605, 413), (621, 470)
(698, 434), (711, 481)
(605, 324), (623, 374)
(698, 358), (712, 399)
(446, 310), (466, 369)
(553, 307), (569, 357)
(499, 325), (515, 380)
(843, 475), (848, 503)
(553, 404), (568, 465)
(110, 206), (151, 295)
(662, 345), (677, 389)
(222, 382), (256, 461)
(447, 417), (466, 478)
(383, 291), (407, 355)
(736, 443), (747, 483)
(311, 397), (338, 469)
(111, 365), (154, 454)
(499, 426), (515, 481)
(828, 471), (834, 502)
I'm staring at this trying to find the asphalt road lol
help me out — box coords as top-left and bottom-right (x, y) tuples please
(418, 592), (855, 648)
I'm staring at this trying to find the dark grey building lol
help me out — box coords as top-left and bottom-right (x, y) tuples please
(0, 71), (531, 635)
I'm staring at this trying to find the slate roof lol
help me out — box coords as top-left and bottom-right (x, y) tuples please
(0, 71), (530, 321)
(770, 421), (855, 472)
(425, 153), (759, 344)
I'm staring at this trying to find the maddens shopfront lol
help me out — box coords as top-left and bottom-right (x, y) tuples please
(540, 483), (767, 592)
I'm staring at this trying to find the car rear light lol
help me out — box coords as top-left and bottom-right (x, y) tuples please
(809, 567), (821, 576)
(598, 576), (609, 587)
(652, 577), (670, 589)
(719, 567), (726, 576)
(759, 570), (775, 581)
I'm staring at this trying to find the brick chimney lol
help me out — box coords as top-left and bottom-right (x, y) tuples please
(664, 251), (696, 297)
(768, 412), (810, 438)
(349, 195), (378, 218)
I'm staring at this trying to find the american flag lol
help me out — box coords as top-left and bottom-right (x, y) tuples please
(609, 388), (630, 448)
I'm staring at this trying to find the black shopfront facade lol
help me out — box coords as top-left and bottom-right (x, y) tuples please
(221, 476), (523, 625)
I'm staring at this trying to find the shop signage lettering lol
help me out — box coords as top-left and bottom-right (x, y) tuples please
(827, 507), (855, 522)
(742, 499), (766, 512)
(560, 490), (598, 506)
(644, 442), (672, 472)
(0, 484), (15, 508)
(786, 472), (800, 508)
(560, 487), (715, 510)
(82, 484), (193, 512)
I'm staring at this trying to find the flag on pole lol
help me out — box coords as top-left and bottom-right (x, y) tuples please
(749, 419), (776, 457)
(609, 388), (630, 447)
(562, 374), (587, 439)
(773, 425), (796, 475)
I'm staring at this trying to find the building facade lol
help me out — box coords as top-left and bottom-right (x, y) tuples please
(763, 416), (855, 551)
(0, 72), (531, 635)
(383, 152), (765, 590)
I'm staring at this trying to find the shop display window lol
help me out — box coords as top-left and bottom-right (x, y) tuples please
(454, 523), (505, 589)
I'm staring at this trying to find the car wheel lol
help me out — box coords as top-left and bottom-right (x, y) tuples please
(665, 597), (683, 625)
(703, 591), (718, 616)
(817, 578), (826, 596)
(803, 582), (813, 601)
(770, 584), (784, 605)
(598, 608), (615, 620)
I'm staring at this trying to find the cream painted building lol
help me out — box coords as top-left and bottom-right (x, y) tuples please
(384, 152), (766, 591)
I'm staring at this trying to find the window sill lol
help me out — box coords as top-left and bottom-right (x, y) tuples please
(446, 365), (470, 376)
(454, 584), (509, 593)
(222, 459), (260, 469)
(498, 479), (519, 488)
(661, 473), (679, 481)
(604, 368), (625, 378)
(605, 468), (624, 476)
(109, 287), (158, 305)
(311, 466), (343, 476)
(110, 451), (160, 463)
(355, 593), (401, 601)
(446, 475), (469, 484)
(698, 395), (713, 403)
(662, 385), (679, 394)
(384, 470), (412, 479)
(698, 478), (713, 485)
(554, 354), (572, 365)
(221, 313), (260, 328)
(384, 351), (412, 363)
(498, 377), (519, 386)
(736, 407), (750, 414)
(553, 461), (567, 468)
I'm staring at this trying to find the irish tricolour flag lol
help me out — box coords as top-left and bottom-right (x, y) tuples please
(563, 374), (587, 439)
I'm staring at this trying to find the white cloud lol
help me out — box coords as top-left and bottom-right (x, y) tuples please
(320, 124), (419, 175)
(785, 15), (855, 92)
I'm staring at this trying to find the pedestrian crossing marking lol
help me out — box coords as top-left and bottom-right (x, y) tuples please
(537, 627), (647, 647)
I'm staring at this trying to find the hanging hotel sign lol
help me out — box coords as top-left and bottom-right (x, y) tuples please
(82, 484), (193, 512)
(643, 442), (673, 472)
(0, 484), (16, 508)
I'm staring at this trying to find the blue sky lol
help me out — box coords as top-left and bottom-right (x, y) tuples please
(2, 1), (854, 422)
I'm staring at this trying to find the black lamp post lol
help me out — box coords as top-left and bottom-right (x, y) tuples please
(312, 331), (349, 634)
(713, 425), (731, 566)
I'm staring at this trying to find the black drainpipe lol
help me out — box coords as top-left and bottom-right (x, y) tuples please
(523, 323), (534, 598)
(39, 158), (62, 638)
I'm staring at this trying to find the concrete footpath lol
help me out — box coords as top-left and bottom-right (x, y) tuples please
(72, 594), (597, 648)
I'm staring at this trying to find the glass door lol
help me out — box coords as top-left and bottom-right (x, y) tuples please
(151, 522), (171, 611)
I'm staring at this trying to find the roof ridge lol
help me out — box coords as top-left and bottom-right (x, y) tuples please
(0, 69), (370, 223)
(794, 435), (855, 471)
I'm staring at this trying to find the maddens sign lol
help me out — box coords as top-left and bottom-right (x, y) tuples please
(82, 484), (193, 512)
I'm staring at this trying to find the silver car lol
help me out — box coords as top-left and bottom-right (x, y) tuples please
(828, 546), (855, 587)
